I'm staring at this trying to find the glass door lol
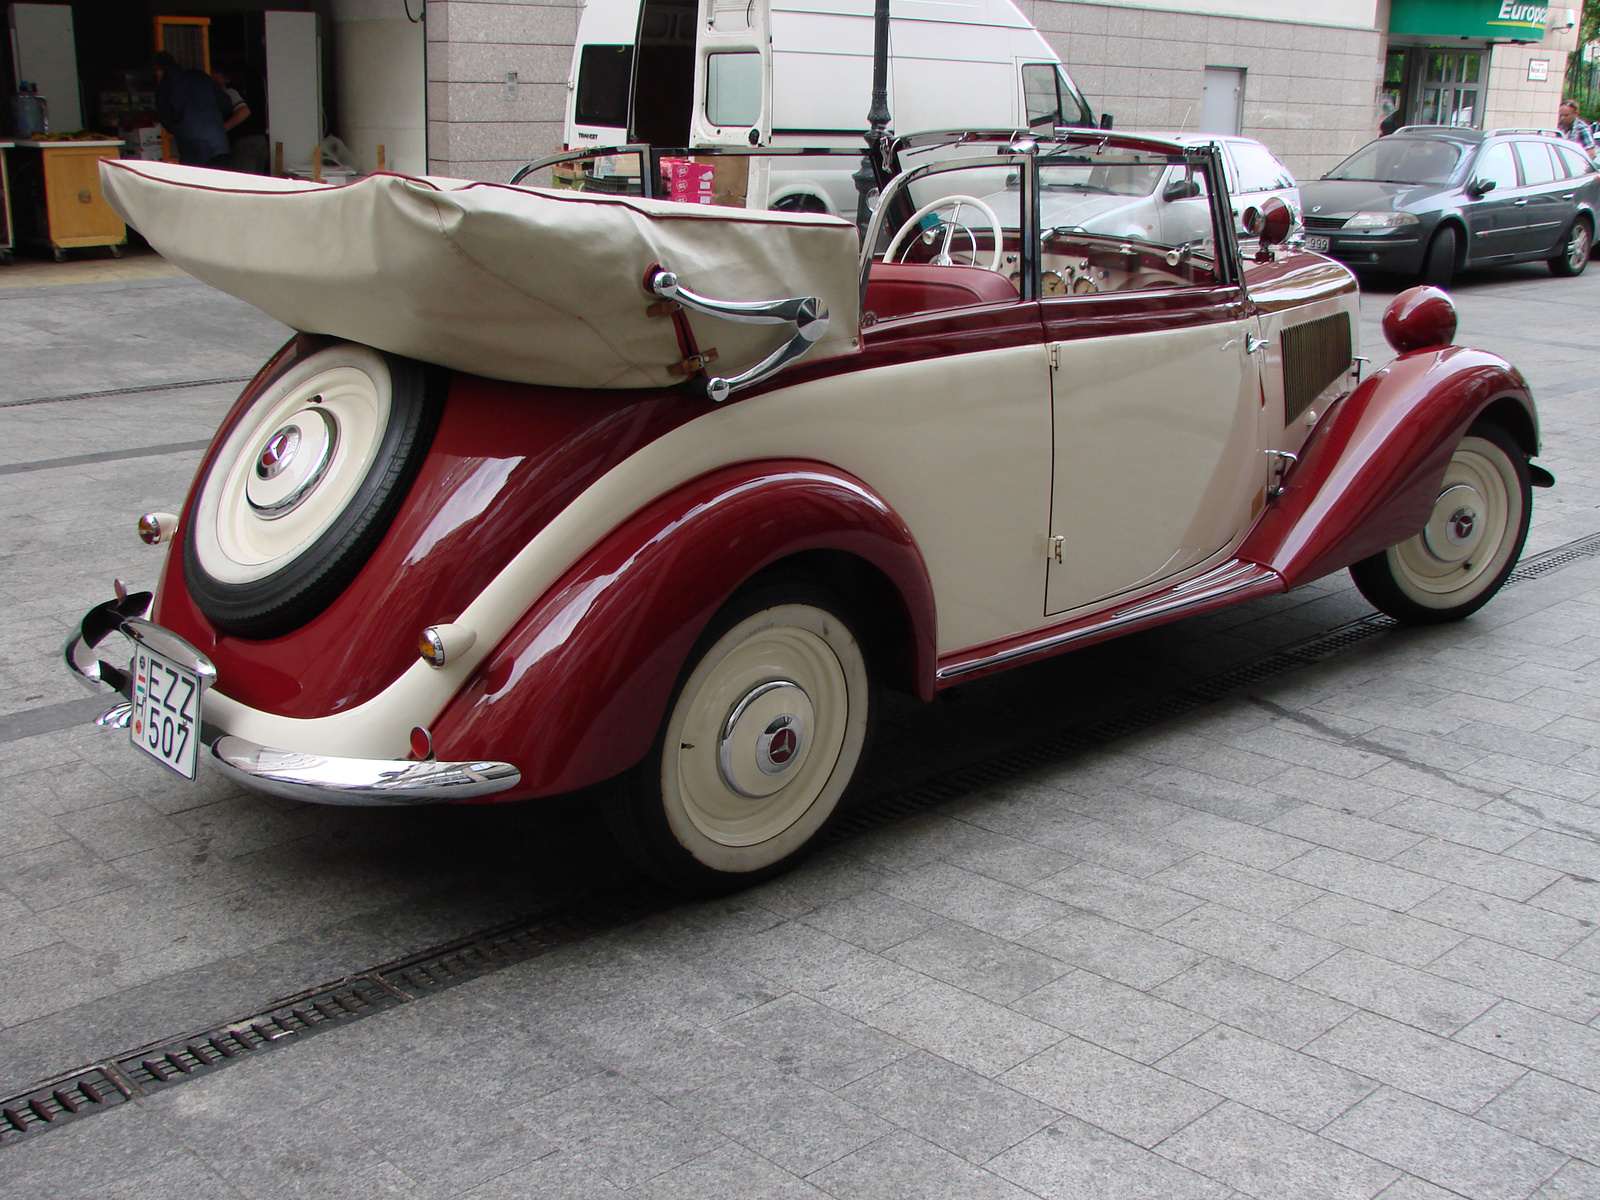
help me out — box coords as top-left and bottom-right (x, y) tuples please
(1418, 50), (1483, 128)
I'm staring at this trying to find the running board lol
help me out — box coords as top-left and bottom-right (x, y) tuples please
(936, 560), (1284, 683)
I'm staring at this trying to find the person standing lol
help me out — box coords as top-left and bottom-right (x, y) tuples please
(1557, 99), (1597, 162)
(212, 66), (269, 174)
(152, 51), (231, 168)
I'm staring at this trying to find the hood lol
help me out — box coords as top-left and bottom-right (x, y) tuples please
(1299, 178), (1451, 217)
(981, 188), (1152, 235)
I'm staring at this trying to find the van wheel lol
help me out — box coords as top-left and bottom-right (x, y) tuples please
(1550, 218), (1591, 276)
(602, 585), (875, 895)
(1420, 226), (1457, 287)
(183, 342), (443, 639)
(1349, 423), (1530, 624)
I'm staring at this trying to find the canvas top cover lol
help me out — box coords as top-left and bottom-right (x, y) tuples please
(100, 159), (862, 390)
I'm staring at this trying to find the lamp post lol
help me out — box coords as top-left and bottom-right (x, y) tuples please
(853, 0), (891, 236)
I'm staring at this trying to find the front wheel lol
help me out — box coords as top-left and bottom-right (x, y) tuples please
(1349, 423), (1531, 624)
(1549, 218), (1591, 276)
(1420, 226), (1457, 287)
(602, 585), (875, 894)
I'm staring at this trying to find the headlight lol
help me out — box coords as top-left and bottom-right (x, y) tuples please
(1342, 211), (1421, 229)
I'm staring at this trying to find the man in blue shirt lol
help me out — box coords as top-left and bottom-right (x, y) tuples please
(153, 52), (232, 168)
(1558, 99), (1597, 162)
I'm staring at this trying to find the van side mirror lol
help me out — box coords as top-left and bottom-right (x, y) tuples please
(1099, 112), (1114, 130)
(1468, 178), (1496, 197)
(1163, 178), (1201, 202)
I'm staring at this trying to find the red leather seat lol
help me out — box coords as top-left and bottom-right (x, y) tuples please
(864, 263), (1019, 322)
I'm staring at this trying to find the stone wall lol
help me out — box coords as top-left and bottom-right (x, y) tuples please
(1016, 0), (1385, 180)
(1480, 21), (1580, 134)
(425, 0), (581, 180)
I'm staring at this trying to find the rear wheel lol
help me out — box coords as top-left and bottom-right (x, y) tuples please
(1549, 218), (1591, 276)
(1420, 225), (1457, 287)
(602, 584), (875, 895)
(183, 342), (442, 639)
(1349, 423), (1531, 624)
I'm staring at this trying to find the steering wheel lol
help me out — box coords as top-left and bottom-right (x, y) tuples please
(883, 194), (1004, 272)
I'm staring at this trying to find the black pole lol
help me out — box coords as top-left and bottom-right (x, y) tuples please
(853, 0), (891, 237)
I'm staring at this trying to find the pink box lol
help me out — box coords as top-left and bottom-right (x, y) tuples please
(663, 158), (715, 205)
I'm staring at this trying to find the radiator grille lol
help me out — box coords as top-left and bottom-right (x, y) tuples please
(1280, 311), (1352, 424)
(1302, 215), (1346, 231)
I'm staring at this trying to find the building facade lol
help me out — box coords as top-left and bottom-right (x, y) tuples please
(17, 1), (1585, 186)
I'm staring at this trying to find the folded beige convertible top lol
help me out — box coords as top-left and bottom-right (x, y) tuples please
(100, 159), (862, 390)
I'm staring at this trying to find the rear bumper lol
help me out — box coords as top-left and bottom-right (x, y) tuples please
(64, 590), (520, 807)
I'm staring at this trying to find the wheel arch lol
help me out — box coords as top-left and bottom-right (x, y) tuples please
(429, 460), (937, 801)
(1239, 345), (1536, 588)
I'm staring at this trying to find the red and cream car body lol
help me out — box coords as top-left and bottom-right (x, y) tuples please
(67, 131), (1544, 891)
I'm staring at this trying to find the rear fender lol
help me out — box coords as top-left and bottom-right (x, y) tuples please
(1239, 346), (1535, 588)
(429, 460), (936, 800)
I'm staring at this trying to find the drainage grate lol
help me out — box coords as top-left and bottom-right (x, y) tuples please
(5, 525), (1600, 1150)
(0, 887), (667, 1149)
(1506, 530), (1600, 586)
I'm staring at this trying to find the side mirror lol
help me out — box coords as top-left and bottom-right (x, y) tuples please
(1163, 178), (1201, 202)
(1099, 112), (1114, 130)
(1468, 178), (1496, 197)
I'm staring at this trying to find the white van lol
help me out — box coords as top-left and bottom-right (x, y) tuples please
(563, 0), (1100, 215)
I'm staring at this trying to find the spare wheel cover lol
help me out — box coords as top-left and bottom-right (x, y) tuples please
(184, 342), (441, 639)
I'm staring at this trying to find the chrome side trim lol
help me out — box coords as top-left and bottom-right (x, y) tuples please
(937, 561), (1280, 681)
(647, 267), (829, 403)
(209, 736), (521, 807)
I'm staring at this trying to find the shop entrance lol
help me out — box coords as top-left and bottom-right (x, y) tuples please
(1417, 49), (1483, 127)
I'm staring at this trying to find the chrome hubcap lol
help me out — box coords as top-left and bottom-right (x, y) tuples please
(245, 406), (338, 519)
(1422, 483), (1484, 564)
(717, 680), (813, 799)
(1572, 226), (1590, 269)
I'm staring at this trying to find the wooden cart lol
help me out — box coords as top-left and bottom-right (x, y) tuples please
(6, 140), (127, 261)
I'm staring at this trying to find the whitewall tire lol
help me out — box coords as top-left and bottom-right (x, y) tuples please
(182, 342), (441, 639)
(604, 585), (875, 893)
(1350, 424), (1531, 624)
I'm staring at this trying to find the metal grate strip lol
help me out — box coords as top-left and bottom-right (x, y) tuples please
(5, 525), (1600, 1149)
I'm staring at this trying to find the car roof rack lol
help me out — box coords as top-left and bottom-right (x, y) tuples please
(1391, 124), (1484, 138)
(1487, 127), (1562, 137)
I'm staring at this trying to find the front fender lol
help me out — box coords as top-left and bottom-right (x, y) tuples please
(1240, 345), (1535, 588)
(430, 460), (936, 800)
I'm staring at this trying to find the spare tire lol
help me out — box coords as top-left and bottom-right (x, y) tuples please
(183, 342), (443, 639)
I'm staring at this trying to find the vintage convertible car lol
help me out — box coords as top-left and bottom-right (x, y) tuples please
(65, 130), (1547, 893)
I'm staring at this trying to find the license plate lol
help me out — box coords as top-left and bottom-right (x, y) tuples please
(1303, 235), (1330, 252)
(130, 645), (202, 780)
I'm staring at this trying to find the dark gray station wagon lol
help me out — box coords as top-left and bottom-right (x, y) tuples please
(1299, 125), (1599, 286)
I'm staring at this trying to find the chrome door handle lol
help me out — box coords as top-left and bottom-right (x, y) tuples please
(1563, 193), (1575, 200)
(1514, 199), (1529, 206)
(1245, 334), (1270, 354)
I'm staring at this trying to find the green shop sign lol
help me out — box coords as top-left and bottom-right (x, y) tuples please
(1390, 0), (1550, 40)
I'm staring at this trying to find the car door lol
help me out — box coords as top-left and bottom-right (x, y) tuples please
(1039, 146), (1266, 616)
(1463, 140), (1524, 261)
(1513, 140), (1570, 254)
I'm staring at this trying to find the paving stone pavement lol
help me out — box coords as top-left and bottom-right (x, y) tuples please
(1, 261), (1600, 1197)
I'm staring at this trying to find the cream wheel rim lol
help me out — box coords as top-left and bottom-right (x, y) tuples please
(662, 603), (868, 872)
(1389, 436), (1518, 608)
(193, 346), (392, 585)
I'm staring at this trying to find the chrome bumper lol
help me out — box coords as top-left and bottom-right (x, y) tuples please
(64, 590), (520, 807)
(209, 736), (520, 805)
